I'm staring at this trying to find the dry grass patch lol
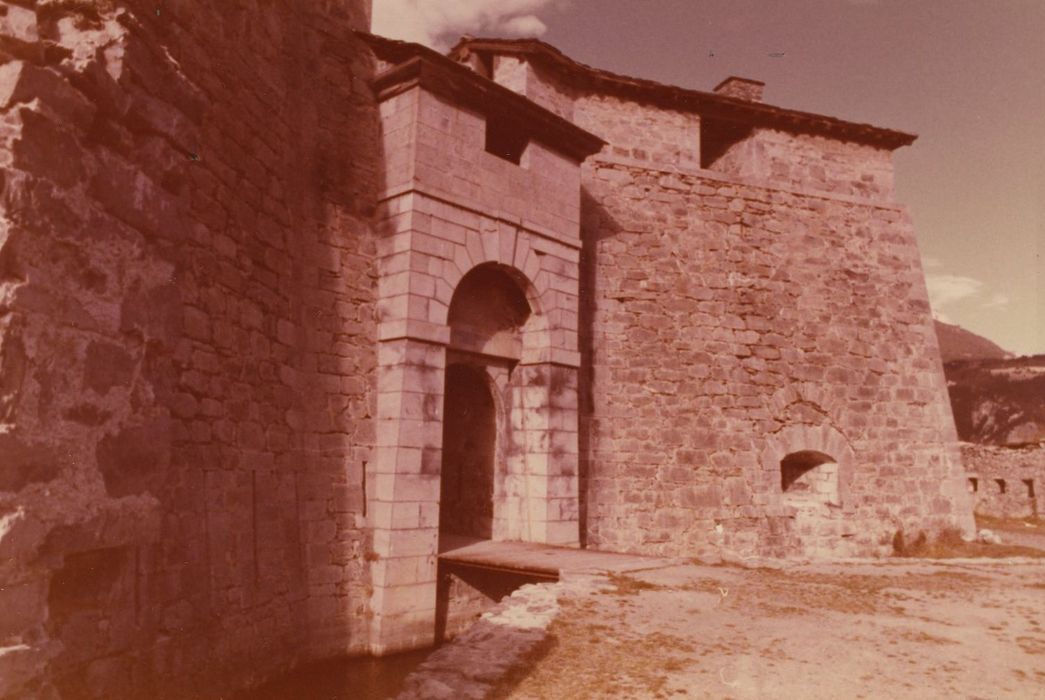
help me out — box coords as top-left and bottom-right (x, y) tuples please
(898, 630), (959, 645)
(975, 514), (1045, 535)
(496, 608), (698, 699)
(605, 572), (666, 596)
(894, 528), (1045, 559)
(725, 567), (993, 618)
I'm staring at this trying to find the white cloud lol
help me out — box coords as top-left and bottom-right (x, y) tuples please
(925, 272), (1013, 323)
(980, 292), (1010, 310)
(499, 14), (548, 36)
(372, 0), (563, 49)
(925, 273), (983, 323)
(926, 274), (983, 308)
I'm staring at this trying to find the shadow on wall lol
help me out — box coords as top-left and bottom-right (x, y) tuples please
(577, 188), (623, 549)
(433, 560), (553, 643)
(0, 2), (387, 699)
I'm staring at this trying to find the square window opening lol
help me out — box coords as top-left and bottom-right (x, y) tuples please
(700, 117), (754, 170)
(485, 117), (528, 165)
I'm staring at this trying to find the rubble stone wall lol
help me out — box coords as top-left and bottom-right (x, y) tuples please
(579, 154), (973, 558)
(962, 443), (1044, 518)
(0, 1), (378, 698)
(470, 44), (973, 559)
(488, 58), (575, 122)
(710, 128), (896, 200)
(491, 59), (700, 169)
(572, 93), (700, 170)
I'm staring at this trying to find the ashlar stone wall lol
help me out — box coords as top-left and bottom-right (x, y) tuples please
(367, 57), (597, 651)
(0, 1), (379, 698)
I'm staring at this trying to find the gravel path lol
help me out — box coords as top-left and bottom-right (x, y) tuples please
(499, 558), (1045, 699)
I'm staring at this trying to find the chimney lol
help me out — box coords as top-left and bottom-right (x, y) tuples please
(713, 76), (765, 102)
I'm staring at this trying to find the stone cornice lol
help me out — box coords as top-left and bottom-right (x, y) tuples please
(360, 32), (605, 163)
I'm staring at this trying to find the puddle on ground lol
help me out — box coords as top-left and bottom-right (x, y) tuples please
(235, 647), (433, 700)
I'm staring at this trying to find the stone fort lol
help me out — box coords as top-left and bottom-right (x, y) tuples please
(0, 1), (974, 697)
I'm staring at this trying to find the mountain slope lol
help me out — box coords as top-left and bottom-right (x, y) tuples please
(943, 355), (1045, 446)
(933, 320), (1012, 363)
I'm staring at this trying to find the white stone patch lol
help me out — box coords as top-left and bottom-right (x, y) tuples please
(0, 507), (25, 546)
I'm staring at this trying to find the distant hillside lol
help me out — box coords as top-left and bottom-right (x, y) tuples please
(933, 320), (1012, 363)
(943, 355), (1045, 446)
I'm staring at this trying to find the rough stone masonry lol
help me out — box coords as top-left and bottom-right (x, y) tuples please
(0, 1), (973, 697)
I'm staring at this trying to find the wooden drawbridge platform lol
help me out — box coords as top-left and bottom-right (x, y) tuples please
(437, 536), (678, 580)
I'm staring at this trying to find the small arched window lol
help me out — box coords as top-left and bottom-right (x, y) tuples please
(780, 450), (839, 505)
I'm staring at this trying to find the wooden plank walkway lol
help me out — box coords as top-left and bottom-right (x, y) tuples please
(438, 536), (679, 578)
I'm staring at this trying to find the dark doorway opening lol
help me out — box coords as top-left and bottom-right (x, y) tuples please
(439, 363), (496, 545)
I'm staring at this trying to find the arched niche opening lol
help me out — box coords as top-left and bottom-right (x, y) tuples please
(780, 450), (839, 505)
(447, 263), (533, 360)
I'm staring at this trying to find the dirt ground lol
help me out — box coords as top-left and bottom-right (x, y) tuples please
(496, 556), (1045, 699)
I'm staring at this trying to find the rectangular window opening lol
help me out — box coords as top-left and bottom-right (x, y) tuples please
(995, 478), (1007, 494)
(968, 477), (978, 493)
(1024, 479), (1035, 498)
(485, 117), (528, 165)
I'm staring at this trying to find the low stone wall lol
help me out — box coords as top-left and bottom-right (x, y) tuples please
(962, 443), (1044, 518)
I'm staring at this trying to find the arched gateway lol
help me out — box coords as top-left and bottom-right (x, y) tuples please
(365, 66), (599, 652)
(438, 263), (545, 548)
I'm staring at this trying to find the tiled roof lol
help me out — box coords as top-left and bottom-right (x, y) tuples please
(449, 37), (917, 150)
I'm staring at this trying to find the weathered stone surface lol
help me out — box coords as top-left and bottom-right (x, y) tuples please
(397, 575), (600, 700)
(444, 37), (973, 559)
(962, 442), (1044, 518)
(2, 10), (979, 698)
(1, 1), (379, 697)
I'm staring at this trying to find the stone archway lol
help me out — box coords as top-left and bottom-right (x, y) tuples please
(369, 246), (582, 652)
(441, 263), (543, 546)
(761, 423), (854, 556)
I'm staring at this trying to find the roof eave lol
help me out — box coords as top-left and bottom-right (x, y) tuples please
(361, 32), (606, 162)
(452, 37), (917, 150)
